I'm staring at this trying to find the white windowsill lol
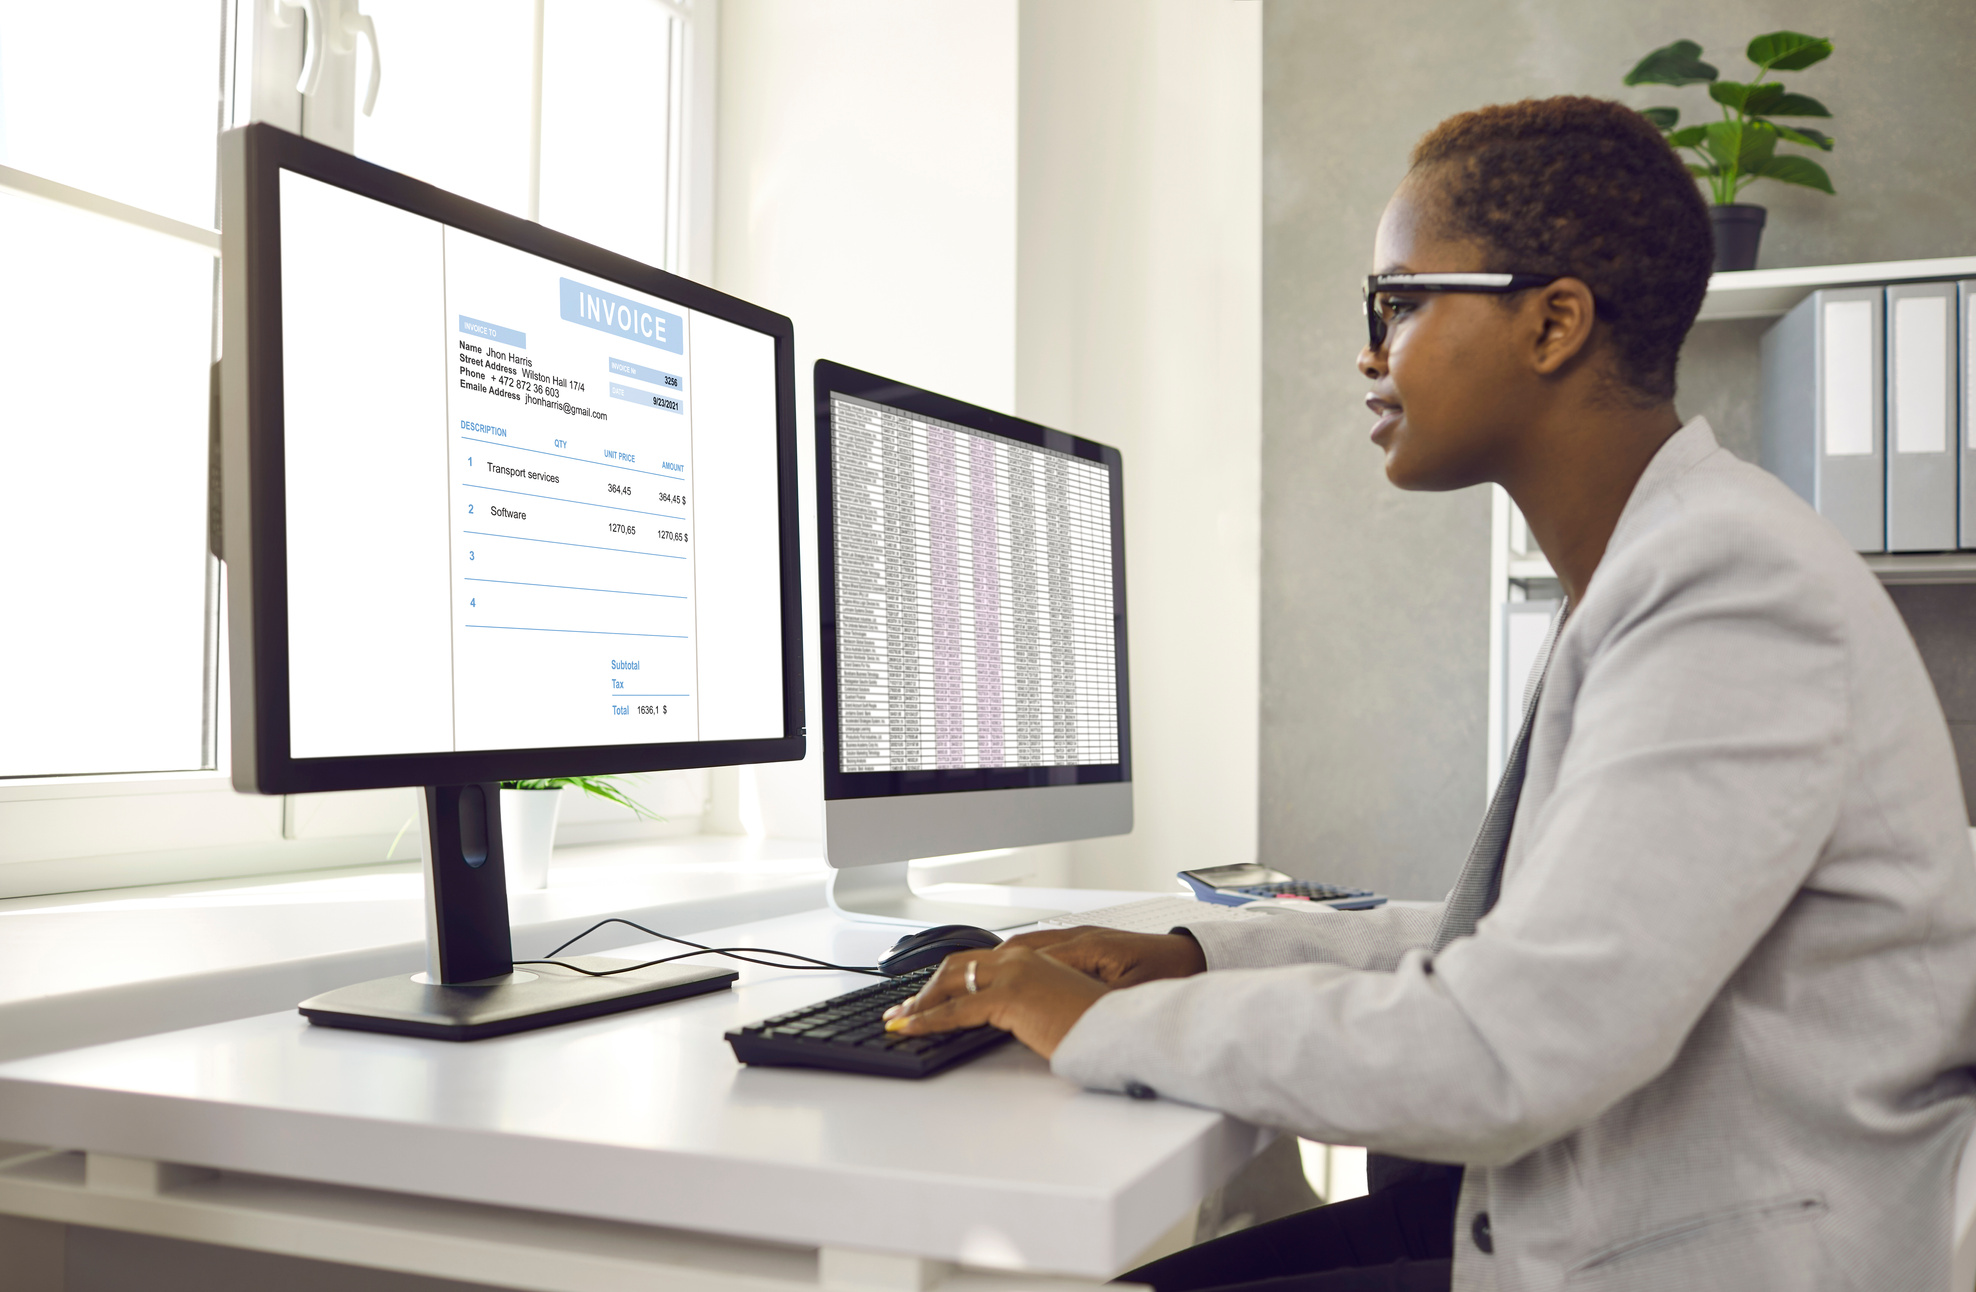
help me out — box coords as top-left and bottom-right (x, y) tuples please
(0, 835), (838, 1064)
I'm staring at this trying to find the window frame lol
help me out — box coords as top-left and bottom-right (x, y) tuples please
(0, 0), (720, 901)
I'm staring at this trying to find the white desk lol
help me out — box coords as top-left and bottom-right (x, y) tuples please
(0, 886), (1266, 1292)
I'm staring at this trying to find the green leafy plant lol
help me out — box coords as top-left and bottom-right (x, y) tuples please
(500, 774), (664, 820)
(1624, 31), (1836, 205)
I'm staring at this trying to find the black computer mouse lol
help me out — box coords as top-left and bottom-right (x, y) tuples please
(878, 924), (1003, 976)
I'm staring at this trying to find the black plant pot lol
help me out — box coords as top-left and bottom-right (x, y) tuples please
(1711, 204), (1767, 272)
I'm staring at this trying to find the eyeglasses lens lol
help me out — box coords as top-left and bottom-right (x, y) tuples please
(1365, 293), (1392, 351)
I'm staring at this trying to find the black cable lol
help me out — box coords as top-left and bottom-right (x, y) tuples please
(520, 916), (888, 979)
(513, 948), (880, 978)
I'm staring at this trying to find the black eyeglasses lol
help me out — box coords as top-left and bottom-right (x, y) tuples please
(1363, 273), (1563, 351)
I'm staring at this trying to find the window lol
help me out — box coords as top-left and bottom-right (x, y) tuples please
(350, 0), (708, 270)
(0, 1), (226, 779)
(0, 0), (716, 897)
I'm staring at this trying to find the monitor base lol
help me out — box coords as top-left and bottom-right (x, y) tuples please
(299, 957), (736, 1041)
(826, 860), (1065, 930)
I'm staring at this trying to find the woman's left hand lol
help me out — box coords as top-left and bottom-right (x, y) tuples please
(881, 944), (1111, 1059)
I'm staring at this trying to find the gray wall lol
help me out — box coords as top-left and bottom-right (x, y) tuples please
(1262, 1), (1976, 897)
(1887, 586), (1976, 821)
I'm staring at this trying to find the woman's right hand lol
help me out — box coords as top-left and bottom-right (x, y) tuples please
(1000, 927), (1206, 988)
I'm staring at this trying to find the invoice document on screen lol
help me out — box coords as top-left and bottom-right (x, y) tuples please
(279, 171), (781, 759)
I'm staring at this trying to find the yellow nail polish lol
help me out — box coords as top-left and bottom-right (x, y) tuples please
(885, 1017), (908, 1032)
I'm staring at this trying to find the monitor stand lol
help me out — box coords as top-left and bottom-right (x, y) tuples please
(298, 784), (734, 1041)
(826, 860), (1065, 930)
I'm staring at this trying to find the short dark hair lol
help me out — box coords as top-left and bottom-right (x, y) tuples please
(1409, 95), (1712, 402)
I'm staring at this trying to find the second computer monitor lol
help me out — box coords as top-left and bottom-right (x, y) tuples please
(815, 361), (1130, 927)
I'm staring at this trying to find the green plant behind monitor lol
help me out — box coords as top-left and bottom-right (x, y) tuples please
(500, 774), (664, 820)
(1625, 31), (1836, 206)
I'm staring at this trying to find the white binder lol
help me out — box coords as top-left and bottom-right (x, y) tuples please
(1961, 281), (1976, 549)
(1887, 282), (1958, 552)
(1760, 287), (1885, 553)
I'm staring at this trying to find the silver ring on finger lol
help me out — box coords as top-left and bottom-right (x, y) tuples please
(965, 960), (979, 994)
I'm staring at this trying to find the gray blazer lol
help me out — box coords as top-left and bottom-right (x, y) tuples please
(1053, 420), (1976, 1290)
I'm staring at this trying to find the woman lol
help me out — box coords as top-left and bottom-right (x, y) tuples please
(884, 96), (1976, 1290)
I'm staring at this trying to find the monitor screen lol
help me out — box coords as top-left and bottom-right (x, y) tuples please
(278, 171), (782, 759)
(816, 363), (1129, 802)
(222, 127), (801, 792)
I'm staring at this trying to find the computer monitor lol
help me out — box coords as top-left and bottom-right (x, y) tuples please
(814, 362), (1131, 929)
(218, 124), (802, 1037)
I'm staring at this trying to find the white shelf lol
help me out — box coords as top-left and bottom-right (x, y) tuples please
(1696, 255), (1976, 323)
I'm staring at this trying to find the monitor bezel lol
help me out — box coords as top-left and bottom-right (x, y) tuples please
(814, 359), (1132, 802)
(220, 123), (804, 795)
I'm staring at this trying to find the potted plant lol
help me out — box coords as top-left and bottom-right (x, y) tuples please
(499, 775), (662, 891)
(1624, 31), (1837, 272)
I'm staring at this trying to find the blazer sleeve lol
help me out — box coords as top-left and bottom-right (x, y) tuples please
(1181, 902), (1444, 973)
(1052, 526), (1850, 1167)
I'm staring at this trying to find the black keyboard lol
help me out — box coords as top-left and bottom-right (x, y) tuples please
(725, 967), (1011, 1078)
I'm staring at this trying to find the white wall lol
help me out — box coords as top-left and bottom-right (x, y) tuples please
(714, 0), (1020, 839)
(1017, 0), (1261, 890)
(715, 1), (1020, 411)
(714, 1), (1261, 893)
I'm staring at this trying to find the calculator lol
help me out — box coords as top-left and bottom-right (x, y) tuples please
(1178, 863), (1386, 910)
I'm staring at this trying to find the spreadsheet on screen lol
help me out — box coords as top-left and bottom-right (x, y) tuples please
(829, 392), (1119, 774)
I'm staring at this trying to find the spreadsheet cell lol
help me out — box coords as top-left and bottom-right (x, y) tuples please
(831, 393), (1119, 773)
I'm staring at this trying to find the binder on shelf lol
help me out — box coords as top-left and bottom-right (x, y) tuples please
(1961, 281), (1976, 549)
(1500, 599), (1558, 780)
(1760, 286), (1885, 553)
(1887, 282), (1958, 552)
